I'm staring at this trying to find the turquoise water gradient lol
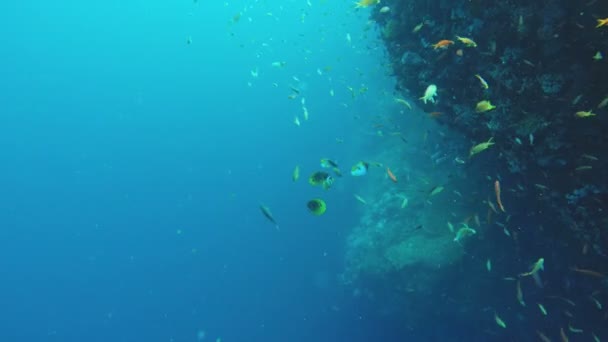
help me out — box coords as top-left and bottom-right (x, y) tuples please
(0, 1), (408, 341)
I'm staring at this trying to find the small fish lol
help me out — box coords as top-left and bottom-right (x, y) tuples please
(494, 180), (506, 212)
(590, 296), (602, 310)
(292, 165), (300, 182)
(259, 204), (279, 230)
(432, 39), (454, 49)
(294, 116), (301, 126)
(429, 186), (444, 196)
(420, 84), (438, 104)
(575, 165), (592, 171)
(412, 22), (424, 33)
(536, 331), (551, 342)
(529, 133), (534, 146)
(455, 35), (477, 47)
(568, 324), (583, 334)
(486, 259), (492, 272)
(494, 312), (507, 329)
(398, 195), (409, 208)
(379, 6), (390, 13)
(538, 303), (547, 315)
(569, 266), (606, 278)
(596, 18), (608, 28)
(474, 74), (489, 89)
(447, 221), (454, 233)
(581, 154), (599, 161)
(354, 0), (380, 8)
(519, 258), (544, 277)
(469, 138), (495, 158)
(598, 96), (608, 109)
(271, 61), (286, 68)
(575, 110), (596, 118)
(475, 100), (496, 113)
(386, 167), (398, 183)
(592, 51), (603, 61)
(560, 327), (569, 342)
(354, 194), (367, 205)
(394, 97), (412, 110)
(516, 280), (525, 306)
(454, 224), (476, 243)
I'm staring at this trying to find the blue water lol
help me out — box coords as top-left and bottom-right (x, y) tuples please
(0, 1), (411, 341)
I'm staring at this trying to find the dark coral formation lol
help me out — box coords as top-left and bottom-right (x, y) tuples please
(342, 0), (608, 338)
(372, 0), (608, 257)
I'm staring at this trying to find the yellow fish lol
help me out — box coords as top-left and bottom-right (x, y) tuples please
(456, 35), (477, 47)
(469, 137), (495, 158)
(475, 100), (496, 113)
(354, 0), (380, 8)
(575, 110), (597, 118)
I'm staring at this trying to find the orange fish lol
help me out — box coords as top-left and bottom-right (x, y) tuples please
(494, 180), (506, 212)
(432, 39), (454, 49)
(428, 111), (442, 118)
(386, 167), (398, 183)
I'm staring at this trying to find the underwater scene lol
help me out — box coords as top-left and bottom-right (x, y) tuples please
(1, 0), (607, 341)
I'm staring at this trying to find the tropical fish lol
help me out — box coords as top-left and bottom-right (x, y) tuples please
(474, 74), (489, 89)
(455, 35), (477, 47)
(454, 224), (476, 243)
(386, 167), (398, 183)
(309, 171), (334, 190)
(596, 18), (608, 28)
(354, 0), (380, 9)
(432, 39), (454, 49)
(354, 194), (367, 205)
(569, 266), (606, 278)
(429, 186), (444, 196)
(519, 258), (544, 277)
(292, 165), (300, 182)
(494, 312), (507, 329)
(516, 280), (525, 306)
(259, 204), (279, 230)
(574, 110), (597, 118)
(575, 110), (596, 118)
(469, 138), (495, 158)
(494, 180), (506, 212)
(351, 161), (369, 176)
(475, 100), (496, 113)
(307, 198), (327, 216)
(412, 22), (424, 33)
(420, 84), (438, 104)
(394, 97), (412, 109)
(593, 51), (603, 61)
